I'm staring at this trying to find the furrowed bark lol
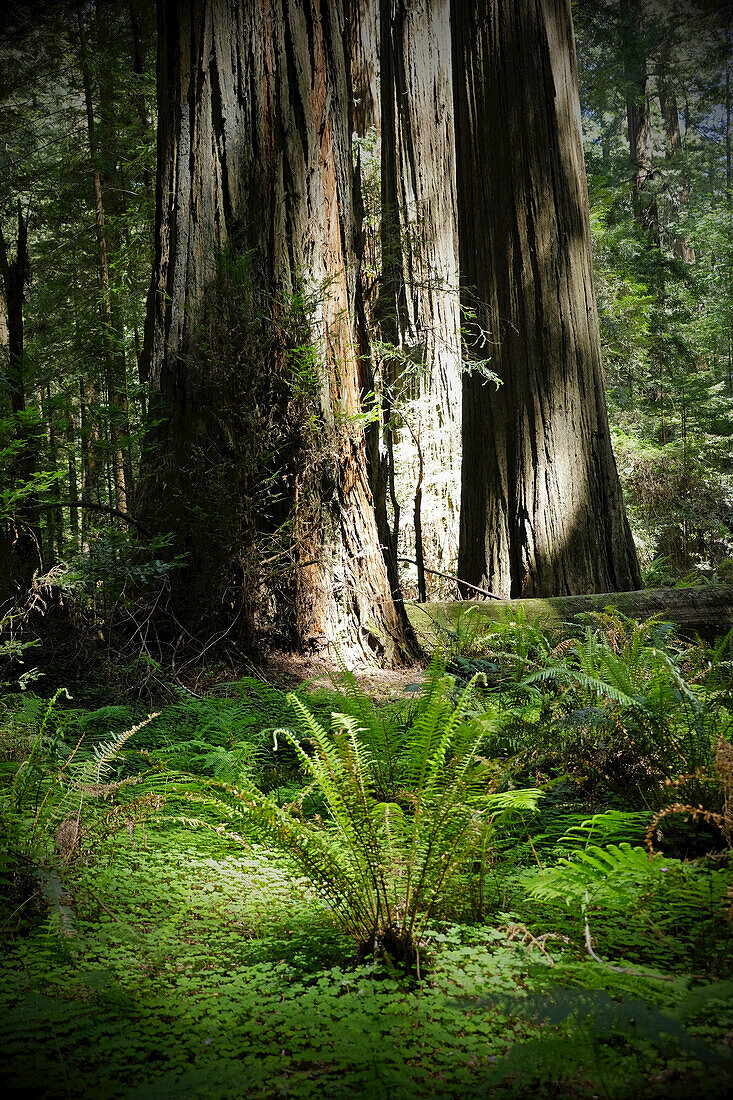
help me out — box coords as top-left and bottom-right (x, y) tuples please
(350, 0), (380, 138)
(378, 0), (461, 590)
(141, 0), (409, 664)
(452, 0), (641, 600)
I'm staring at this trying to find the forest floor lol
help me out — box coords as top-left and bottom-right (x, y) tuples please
(2, 611), (732, 1098)
(263, 651), (427, 699)
(3, 817), (731, 1100)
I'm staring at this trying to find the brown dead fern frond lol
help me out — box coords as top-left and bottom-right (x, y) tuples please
(79, 774), (146, 799)
(54, 817), (82, 862)
(645, 802), (729, 854)
(715, 735), (733, 843)
(647, 737), (733, 853)
(663, 769), (716, 789)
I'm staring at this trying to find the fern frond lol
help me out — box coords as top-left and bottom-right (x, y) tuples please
(528, 842), (683, 908)
(557, 810), (648, 850)
(522, 666), (641, 709)
(46, 712), (162, 833)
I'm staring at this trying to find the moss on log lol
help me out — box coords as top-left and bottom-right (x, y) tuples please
(406, 586), (733, 647)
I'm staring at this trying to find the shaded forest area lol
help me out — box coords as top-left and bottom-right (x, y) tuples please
(1, 2), (733, 1099)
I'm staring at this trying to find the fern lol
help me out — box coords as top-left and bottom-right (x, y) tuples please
(557, 809), (649, 850)
(472, 985), (729, 1094)
(183, 671), (542, 961)
(527, 842), (684, 908)
(522, 663), (642, 709)
(2, 702), (161, 871)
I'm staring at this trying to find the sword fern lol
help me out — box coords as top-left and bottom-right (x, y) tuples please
(196, 667), (541, 962)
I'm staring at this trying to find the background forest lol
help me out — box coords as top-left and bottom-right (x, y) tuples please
(1, 2), (733, 1099)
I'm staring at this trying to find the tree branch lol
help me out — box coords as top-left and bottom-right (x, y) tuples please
(397, 557), (501, 601)
(34, 500), (151, 538)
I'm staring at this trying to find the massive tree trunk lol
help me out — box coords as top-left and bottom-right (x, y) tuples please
(452, 0), (641, 600)
(378, 0), (461, 593)
(140, 0), (408, 664)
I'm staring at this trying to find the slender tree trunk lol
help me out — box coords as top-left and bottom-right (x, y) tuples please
(452, 0), (641, 600)
(0, 207), (29, 427)
(627, 67), (658, 239)
(379, 0), (461, 590)
(128, 0), (154, 424)
(76, 0), (128, 515)
(658, 61), (695, 262)
(41, 382), (63, 564)
(96, 1), (135, 517)
(721, 51), (726, 218)
(129, 0), (154, 191)
(78, 375), (100, 550)
(71, 254), (102, 548)
(67, 403), (80, 552)
(0, 284), (8, 378)
(133, 323), (147, 422)
(0, 284), (11, 600)
(141, 0), (410, 663)
(0, 203), (41, 589)
(622, 0), (659, 242)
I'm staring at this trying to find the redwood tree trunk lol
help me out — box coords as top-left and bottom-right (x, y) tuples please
(452, 0), (641, 599)
(379, 0), (461, 589)
(657, 62), (695, 263)
(350, 0), (380, 138)
(141, 0), (407, 663)
(622, 0), (659, 242)
(350, 0), (381, 329)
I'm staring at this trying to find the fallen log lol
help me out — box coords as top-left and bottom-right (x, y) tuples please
(406, 586), (733, 647)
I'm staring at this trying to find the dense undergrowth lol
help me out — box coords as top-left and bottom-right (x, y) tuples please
(1, 610), (732, 1098)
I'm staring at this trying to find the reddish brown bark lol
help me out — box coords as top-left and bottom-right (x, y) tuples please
(452, 0), (640, 599)
(141, 0), (409, 663)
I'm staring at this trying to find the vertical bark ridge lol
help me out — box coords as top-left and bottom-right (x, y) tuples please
(453, 0), (640, 600)
(141, 0), (406, 663)
(379, 0), (461, 588)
